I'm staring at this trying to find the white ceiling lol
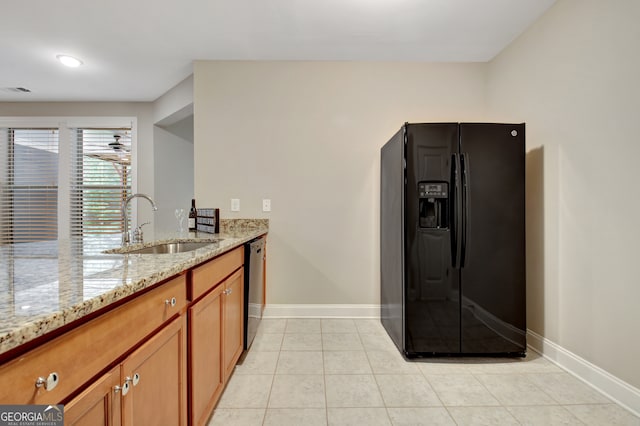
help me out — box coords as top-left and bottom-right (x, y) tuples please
(0, 0), (556, 103)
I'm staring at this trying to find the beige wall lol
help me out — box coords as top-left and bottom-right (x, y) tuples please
(153, 75), (193, 125)
(486, 0), (640, 388)
(194, 61), (486, 305)
(154, 124), (193, 232)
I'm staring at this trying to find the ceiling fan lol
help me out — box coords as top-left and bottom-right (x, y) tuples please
(108, 134), (130, 152)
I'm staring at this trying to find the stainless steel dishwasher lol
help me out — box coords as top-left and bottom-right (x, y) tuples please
(244, 236), (265, 350)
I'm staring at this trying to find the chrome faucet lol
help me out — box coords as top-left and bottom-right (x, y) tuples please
(122, 193), (158, 245)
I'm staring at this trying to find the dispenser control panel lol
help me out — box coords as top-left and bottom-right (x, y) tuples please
(419, 182), (447, 198)
(418, 181), (449, 229)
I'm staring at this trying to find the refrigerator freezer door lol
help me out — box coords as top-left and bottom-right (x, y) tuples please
(459, 123), (526, 355)
(405, 123), (460, 355)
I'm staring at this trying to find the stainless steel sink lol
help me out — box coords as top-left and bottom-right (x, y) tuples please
(124, 241), (219, 254)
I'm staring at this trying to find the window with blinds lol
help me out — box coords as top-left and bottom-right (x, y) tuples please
(70, 128), (131, 237)
(0, 124), (133, 245)
(0, 128), (59, 244)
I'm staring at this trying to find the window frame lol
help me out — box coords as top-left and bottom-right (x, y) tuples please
(0, 117), (138, 242)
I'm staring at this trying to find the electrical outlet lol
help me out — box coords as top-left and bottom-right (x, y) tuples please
(231, 198), (240, 212)
(262, 199), (271, 212)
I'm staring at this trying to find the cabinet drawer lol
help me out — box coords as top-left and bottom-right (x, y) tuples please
(191, 247), (243, 300)
(0, 274), (186, 405)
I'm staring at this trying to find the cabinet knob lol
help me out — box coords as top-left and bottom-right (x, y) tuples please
(114, 381), (130, 396)
(224, 288), (232, 295)
(165, 297), (177, 307)
(125, 373), (141, 387)
(35, 372), (59, 391)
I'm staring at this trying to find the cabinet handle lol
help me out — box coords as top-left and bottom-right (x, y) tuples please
(165, 297), (177, 307)
(35, 372), (59, 391)
(224, 288), (232, 295)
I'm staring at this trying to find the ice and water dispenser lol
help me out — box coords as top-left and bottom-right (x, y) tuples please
(418, 182), (449, 229)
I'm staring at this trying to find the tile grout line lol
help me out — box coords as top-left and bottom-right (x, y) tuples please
(322, 320), (329, 425)
(260, 319), (285, 426)
(358, 324), (394, 424)
(267, 344), (283, 424)
(417, 357), (454, 423)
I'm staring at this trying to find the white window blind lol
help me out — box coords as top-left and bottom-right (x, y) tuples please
(70, 128), (131, 237)
(0, 128), (59, 244)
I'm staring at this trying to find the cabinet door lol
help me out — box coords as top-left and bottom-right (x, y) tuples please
(121, 316), (187, 426)
(222, 268), (244, 380)
(64, 366), (121, 426)
(189, 285), (224, 426)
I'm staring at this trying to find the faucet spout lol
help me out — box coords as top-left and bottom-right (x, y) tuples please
(122, 193), (158, 245)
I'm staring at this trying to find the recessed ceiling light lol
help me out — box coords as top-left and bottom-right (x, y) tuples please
(56, 54), (83, 68)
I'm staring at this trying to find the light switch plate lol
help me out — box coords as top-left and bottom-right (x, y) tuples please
(231, 198), (240, 212)
(262, 199), (271, 212)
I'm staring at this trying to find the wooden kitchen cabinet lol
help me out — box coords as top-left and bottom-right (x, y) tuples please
(189, 285), (224, 426)
(64, 366), (122, 426)
(222, 268), (244, 381)
(189, 247), (244, 426)
(1, 241), (260, 426)
(0, 275), (186, 407)
(190, 246), (243, 300)
(121, 315), (187, 426)
(66, 316), (187, 426)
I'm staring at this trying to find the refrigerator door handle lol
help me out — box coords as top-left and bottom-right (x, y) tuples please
(451, 153), (462, 268)
(461, 152), (470, 268)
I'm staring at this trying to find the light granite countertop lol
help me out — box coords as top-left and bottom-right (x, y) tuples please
(0, 219), (268, 357)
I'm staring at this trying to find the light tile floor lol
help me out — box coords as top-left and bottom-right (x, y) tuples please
(209, 319), (640, 425)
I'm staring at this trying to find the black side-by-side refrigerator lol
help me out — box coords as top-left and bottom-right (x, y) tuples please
(380, 122), (526, 357)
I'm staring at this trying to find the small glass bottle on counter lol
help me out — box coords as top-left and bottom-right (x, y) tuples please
(188, 199), (197, 231)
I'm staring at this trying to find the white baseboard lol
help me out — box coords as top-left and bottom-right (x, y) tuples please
(527, 329), (640, 417)
(263, 304), (380, 318)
